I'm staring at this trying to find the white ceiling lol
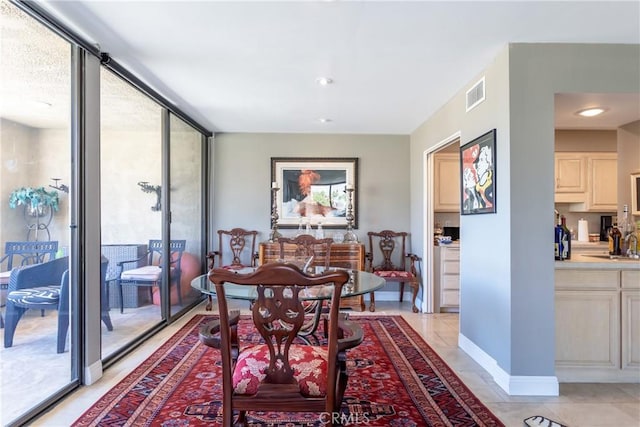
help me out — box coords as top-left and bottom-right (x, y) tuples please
(8, 1), (640, 134)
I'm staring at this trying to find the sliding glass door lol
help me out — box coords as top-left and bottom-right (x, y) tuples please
(1, 1), (210, 422)
(168, 115), (206, 318)
(99, 68), (165, 359)
(0, 1), (75, 423)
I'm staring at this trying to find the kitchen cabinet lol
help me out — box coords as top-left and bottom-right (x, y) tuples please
(554, 152), (617, 212)
(555, 153), (587, 201)
(434, 244), (459, 312)
(586, 153), (617, 211)
(555, 268), (639, 382)
(621, 270), (640, 371)
(434, 153), (460, 212)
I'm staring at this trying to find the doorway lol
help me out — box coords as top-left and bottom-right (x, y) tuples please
(423, 132), (461, 313)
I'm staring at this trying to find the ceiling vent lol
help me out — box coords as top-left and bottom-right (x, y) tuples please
(466, 77), (485, 112)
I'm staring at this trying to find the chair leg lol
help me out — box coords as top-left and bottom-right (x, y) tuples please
(101, 287), (113, 331)
(4, 302), (27, 348)
(335, 352), (349, 413)
(102, 313), (113, 331)
(57, 309), (68, 353)
(369, 292), (376, 312)
(205, 295), (213, 311)
(118, 281), (124, 314)
(410, 281), (419, 313)
(399, 282), (405, 302)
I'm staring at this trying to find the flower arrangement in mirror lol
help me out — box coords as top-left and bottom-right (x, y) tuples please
(9, 186), (60, 216)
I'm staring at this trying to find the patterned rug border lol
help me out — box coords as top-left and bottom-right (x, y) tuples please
(73, 314), (504, 426)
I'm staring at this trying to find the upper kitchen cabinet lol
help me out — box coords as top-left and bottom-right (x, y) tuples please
(555, 153), (587, 202)
(554, 152), (617, 212)
(434, 153), (460, 212)
(587, 153), (618, 211)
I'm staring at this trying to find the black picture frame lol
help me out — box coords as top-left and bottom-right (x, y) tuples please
(460, 129), (497, 215)
(271, 157), (358, 229)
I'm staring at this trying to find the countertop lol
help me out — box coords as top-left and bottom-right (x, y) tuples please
(556, 253), (640, 270)
(434, 241), (460, 248)
(432, 240), (638, 269)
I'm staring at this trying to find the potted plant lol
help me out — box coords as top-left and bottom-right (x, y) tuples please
(9, 186), (60, 216)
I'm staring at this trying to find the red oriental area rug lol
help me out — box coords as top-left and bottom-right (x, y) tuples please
(73, 315), (504, 426)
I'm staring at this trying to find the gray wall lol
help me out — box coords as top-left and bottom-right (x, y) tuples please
(411, 46), (513, 367)
(410, 43), (640, 382)
(508, 43), (639, 376)
(212, 132), (413, 252)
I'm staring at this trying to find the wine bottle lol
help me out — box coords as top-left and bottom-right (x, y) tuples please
(609, 223), (622, 256)
(561, 215), (571, 260)
(554, 213), (564, 261)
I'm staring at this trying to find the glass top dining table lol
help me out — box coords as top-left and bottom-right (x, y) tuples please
(191, 267), (386, 301)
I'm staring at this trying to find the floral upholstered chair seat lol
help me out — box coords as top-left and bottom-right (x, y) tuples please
(233, 344), (328, 396)
(373, 270), (414, 279)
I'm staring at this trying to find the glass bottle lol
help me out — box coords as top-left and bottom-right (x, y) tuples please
(296, 218), (304, 237)
(619, 204), (635, 255)
(608, 222), (622, 256)
(305, 219), (312, 235)
(561, 215), (571, 260)
(554, 212), (564, 261)
(315, 221), (324, 239)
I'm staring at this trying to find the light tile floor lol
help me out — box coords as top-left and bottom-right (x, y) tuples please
(31, 301), (640, 427)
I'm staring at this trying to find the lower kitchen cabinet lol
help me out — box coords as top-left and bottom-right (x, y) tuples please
(622, 271), (640, 371)
(434, 245), (459, 312)
(555, 268), (639, 382)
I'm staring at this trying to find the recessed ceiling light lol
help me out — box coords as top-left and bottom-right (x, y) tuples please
(319, 118), (332, 123)
(576, 107), (607, 117)
(316, 77), (333, 86)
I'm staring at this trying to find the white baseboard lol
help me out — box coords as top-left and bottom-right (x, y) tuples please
(84, 360), (103, 385)
(458, 333), (559, 396)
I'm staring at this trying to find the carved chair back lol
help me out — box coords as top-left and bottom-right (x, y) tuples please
(277, 235), (333, 273)
(367, 230), (408, 272)
(209, 228), (258, 269)
(204, 263), (360, 425)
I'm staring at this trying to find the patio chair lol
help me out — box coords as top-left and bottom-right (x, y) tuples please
(4, 256), (67, 351)
(0, 241), (59, 328)
(4, 256), (112, 352)
(115, 239), (186, 313)
(200, 263), (363, 426)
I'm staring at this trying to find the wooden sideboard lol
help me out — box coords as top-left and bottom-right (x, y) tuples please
(258, 242), (367, 311)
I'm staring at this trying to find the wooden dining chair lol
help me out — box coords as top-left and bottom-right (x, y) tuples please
(277, 235), (334, 340)
(200, 263), (363, 426)
(205, 228), (259, 310)
(367, 230), (421, 313)
(276, 234), (334, 273)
